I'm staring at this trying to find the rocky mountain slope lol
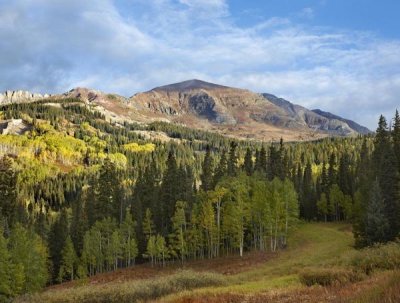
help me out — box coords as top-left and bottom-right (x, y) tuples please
(312, 109), (371, 135)
(0, 90), (50, 104)
(0, 80), (370, 141)
(262, 93), (370, 136)
(129, 80), (369, 140)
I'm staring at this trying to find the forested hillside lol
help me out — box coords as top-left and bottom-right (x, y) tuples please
(0, 99), (399, 301)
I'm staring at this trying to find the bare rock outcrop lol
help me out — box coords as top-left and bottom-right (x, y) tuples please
(0, 90), (50, 104)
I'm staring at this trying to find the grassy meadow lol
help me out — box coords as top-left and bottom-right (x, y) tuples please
(15, 223), (400, 303)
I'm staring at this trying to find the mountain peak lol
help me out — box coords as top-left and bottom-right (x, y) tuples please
(150, 79), (230, 92)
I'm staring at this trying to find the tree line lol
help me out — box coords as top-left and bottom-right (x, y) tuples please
(0, 98), (399, 300)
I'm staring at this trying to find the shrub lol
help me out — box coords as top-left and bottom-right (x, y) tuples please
(299, 268), (363, 287)
(16, 270), (226, 303)
(349, 242), (400, 275)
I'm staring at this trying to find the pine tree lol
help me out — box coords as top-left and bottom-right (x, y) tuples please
(58, 236), (77, 282)
(70, 191), (88, 256)
(131, 160), (160, 251)
(169, 201), (187, 263)
(200, 146), (214, 191)
(353, 138), (372, 246)
(142, 208), (155, 241)
(373, 114), (400, 240)
(393, 109), (400, 173)
(254, 149), (261, 172)
(258, 146), (267, 173)
(320, 161), (328, 194)
(0, 228), (12, 300)
(159, 151), (180, 234)
(213, 150), (228, 186)
(88, 159), (122, 225)
(227, 142), (238, 177)
(48, 209), (68, 282)
(338, 153), (353, 196)
(243, 148), (253, 176)
(0, 156), (18, 228)
(301, 162), (316, 220)
(327, 153), (336, 187)
(267, 143), (284, 180)
(364, 180), (390, 245)
(378, 146), (400, 240)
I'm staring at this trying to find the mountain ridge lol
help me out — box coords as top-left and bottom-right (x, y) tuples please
(0, 80), (371, 141)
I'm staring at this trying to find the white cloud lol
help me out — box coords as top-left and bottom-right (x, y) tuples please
(298, 7), (314, 19)
(0, 0), (399, 128)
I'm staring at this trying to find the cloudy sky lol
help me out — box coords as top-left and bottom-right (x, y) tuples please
(1, 0), (400, 129)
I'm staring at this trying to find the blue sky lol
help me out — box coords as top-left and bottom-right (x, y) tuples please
(1, 0), (399, 129)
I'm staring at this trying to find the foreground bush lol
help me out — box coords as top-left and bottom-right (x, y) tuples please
(299, 268), (363, 286)
(348, 241), (400, 274)
(16, 270), (226, 303)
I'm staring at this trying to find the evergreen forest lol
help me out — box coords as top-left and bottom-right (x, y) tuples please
(0, 99), (399, 300)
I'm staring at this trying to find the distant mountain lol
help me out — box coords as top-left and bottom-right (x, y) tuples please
(312, 109), (372, 135)
(0, 80), (371, 141)
(262, 93), (371, 136)
(151, 79), (229, 92)
(0, 90), (50, 104)
(129, 79), (369, 140)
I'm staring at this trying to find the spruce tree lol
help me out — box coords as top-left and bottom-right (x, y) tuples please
(93, 159), (122, 224)
(213, 150), (228, 186)
(373, 114), (400, 240)
(254, 146), (267, 173)
(364, 180), (390, 245)
(70, 192), (88, 256)
(301, 162), (316, 220)
(131, 160), (160, 250)
(48, 209), (68, 281)
(327, 153), (336, 187)
(243, 148), (253, 176)
(393, 109), (400, 173)
(169, 201), (187, 263)
(338, 153), (353, 196)
(353, 138), (372, 246)
(159, 151), (180, 235)
(227, 142), (238, 177)
(0, 156), (18, 228)
(200, 146), (214, 191)
(378, 146), (400, 240)
(0, 228), (12, 300)
(142, 208), (155, 241)
(267, 143), (284, 180)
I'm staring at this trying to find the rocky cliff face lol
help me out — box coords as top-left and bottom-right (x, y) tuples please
(0, 80), (370, 141)
(131, 79), (289, 126)
(0, 90), (50, 104)
(312, 109), (372, 135)
(129, 80), (368, 139)
(262, 93), (358, 136)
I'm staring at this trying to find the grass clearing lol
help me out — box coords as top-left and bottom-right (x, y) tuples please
(20, 222), (400, 303)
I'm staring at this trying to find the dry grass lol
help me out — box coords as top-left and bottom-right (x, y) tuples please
(17, 223), (400, 303)
(171, 270), (400, 303)
(16, 270), (226, 303)
(299, 267), (364, 287)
